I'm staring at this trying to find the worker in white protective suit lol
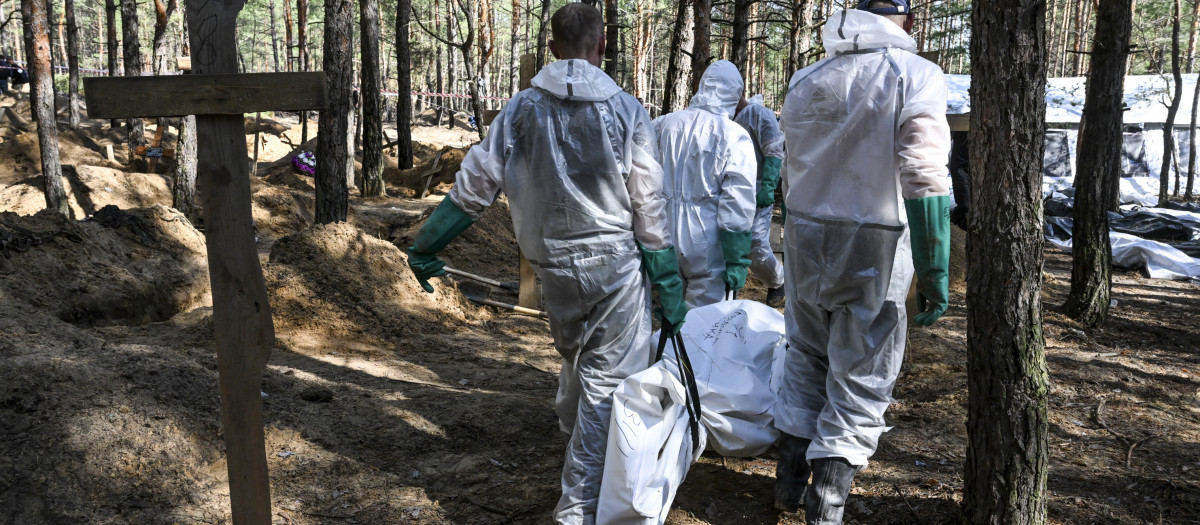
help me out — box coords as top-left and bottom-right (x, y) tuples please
(733, 94), (787, 307)
(404, 5), (688, 524)
(652, 60), (757, 308)
(773, 0), (952, 523)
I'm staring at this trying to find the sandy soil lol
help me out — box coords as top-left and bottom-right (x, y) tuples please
(1, 92), (1199, 524)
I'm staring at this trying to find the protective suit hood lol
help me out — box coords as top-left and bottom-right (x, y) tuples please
(530, 59), (624, 101)
(823, 8), (916, 54)
(689, 60), (744, 119)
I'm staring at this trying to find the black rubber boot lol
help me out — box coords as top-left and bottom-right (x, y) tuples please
(766, 286), (785, 308)
(805, 457), (858, 525)
(774, 434), (811, 511)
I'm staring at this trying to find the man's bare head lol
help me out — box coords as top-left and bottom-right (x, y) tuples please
(548, 3), (605, 66)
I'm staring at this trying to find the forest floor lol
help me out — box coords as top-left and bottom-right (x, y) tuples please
(1, 92), (1199, 525)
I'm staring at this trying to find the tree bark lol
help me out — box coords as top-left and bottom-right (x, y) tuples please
(446, 0), (457, 126)
(1186, 0), (1200, 71)
(730, 0), (751, 74)
(605, 0), (618, 76)
(691, 0), (711, 94)
(65, 0), (80, 130)
(269, 0), (280, 72)
(25, 0), (66, 216)
(298, 0), (309, 144)
(21, 0), (35, 122)
(1160, 0), (1184, 205)
(106, 0), (119, 128)
(317, 0), (352, 223)
(662, 0), (690, 113)
(360, 0), (384, 197)
(120, 0), (145, 158)
(963, 0), (1050, 521)
(282, 0), (294, 70)
(1063, 0), (1133, 327)
(152, 0), (177, 132)
(396, 0), (414, 168)
(535, 0), (551, 68)
(174, 114), (197, 220)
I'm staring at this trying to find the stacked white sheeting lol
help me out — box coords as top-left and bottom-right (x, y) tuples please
(1048, 232), (1200, 280)
(597, 300), (787, 525)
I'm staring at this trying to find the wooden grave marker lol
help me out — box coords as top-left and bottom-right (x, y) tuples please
(84, 1), (327, 523)
(516, 54), (540, 310)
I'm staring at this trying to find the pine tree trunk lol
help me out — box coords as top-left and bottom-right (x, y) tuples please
(1185, 0), (1200, 71)
(152, 0), (177, 132)
(65, 0), (80, 130)
(282, 0), (294, 70)
(661, 0), (690, 113)
(174, 114), (198, 220)
(691, 0), (711, 94)
(360, 0), (384, 197)
(120, 0), (145, 159)
(535, 0), (551, 68)
(1160, 0), (1183, 205)
(446, 0), (457, 127)
(25, 0), (66, 216)
(605, 0), (619, 76)
(298, 0), (309, 144)
(316, 0), (352, 224)
(396, 0), (414, 169)
(730, 0), (750, 73)
(963, 0), (1050, 520)
(105, 0), (117, 130)
(21, 0), (35, 122)
(269, 0), (280, 72)
(458, 1), (485, 142)
(1063, 0), (1132, 327)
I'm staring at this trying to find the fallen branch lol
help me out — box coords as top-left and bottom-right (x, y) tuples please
(1095, 398), (1163, 468)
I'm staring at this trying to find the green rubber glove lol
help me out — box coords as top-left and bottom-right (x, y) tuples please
(406, 198), (475, 293)
(756, 157), (782, 208)
(905, 195), (951, 326)
(719, 229), (752, 293)
(639, 244), (689, 334)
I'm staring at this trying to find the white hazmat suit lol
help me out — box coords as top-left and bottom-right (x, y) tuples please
(446, 59), (672, 524)
(733, 96), (786, 290)
(652, 61), (757, 307)
(776, 9), (951, 466)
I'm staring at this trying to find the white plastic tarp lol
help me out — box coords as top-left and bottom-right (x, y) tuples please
(597, 300), (786, 525)
(1049, 231), (1200, 280)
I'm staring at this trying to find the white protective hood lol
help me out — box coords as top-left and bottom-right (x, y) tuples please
(822, 8), (917, 55)
(688, 60), (744, 119)
(530, 58), (624, 102)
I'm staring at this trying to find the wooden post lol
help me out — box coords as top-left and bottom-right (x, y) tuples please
(516, 53), (539, 310)
(83, 3), (328, 523)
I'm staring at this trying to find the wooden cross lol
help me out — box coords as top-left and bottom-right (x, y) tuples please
(83, 1), (327, 523)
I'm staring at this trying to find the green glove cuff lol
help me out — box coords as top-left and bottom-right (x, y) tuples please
(756, 157), (782, 208)
(411, 198), (475, 255)
(639, 244), (689, 333)
(407, 198), (475, 293)
(719, 229), (752, 291)
(904, 195), (951, 325)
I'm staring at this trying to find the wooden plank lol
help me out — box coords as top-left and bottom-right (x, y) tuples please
(83, 72), (327, 118)
(186, 1), (275, 524)
(516, 53), (540, 310)
(947, 113), (969, 132)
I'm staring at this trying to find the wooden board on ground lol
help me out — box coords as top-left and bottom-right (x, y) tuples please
(83, 72), (326, 118)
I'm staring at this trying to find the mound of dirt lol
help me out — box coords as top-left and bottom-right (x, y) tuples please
(265, 222), (481, 344)
(0, 205), (210, 327)
(383, 146), (467, 195)
(0, 165), (172, 220)
(393, 197), (521, 285)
